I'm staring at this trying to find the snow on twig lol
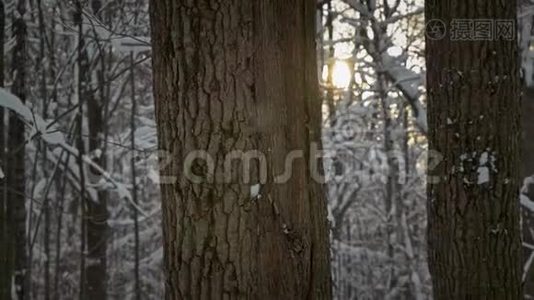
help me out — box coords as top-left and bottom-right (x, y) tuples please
(0, 88), (148, 216)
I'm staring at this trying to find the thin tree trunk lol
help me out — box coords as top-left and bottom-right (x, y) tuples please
(378, 72), (398, 296)
(325, 0), (336, 123)
(129, 52), (141, 300)
(84, 2), (108, 298)
(74, 2), (87, 298)
(53, 170), (67, 300)
(150, 0), (332, 298)
(0, 0), (9, 297)
(7, 0), (28, 298)
(77, 117), (87, 300)
(36, 0), (50, 298)
(425, 0), (523, 298)
(71, 1), (108, 298)
(48, 9), (64, 300)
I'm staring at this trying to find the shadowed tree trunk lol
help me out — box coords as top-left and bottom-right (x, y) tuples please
(0, 0), (8, 298)
(426, 0), (523, 298)
(150, 0), (332, 299)
(73, 3), (88, 298)
(129, 52), (141, 300)
(5, 0), (28, 298)
(73, 1), (109, 298)
(34, 0), (50, 298)
(522, 87), (534, 297)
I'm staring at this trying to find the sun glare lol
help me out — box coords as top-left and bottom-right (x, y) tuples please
(333, 61), (352, 89)
(323, 61), (352, 90)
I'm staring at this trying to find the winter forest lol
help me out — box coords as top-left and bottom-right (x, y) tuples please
(0, 0), (533, 299)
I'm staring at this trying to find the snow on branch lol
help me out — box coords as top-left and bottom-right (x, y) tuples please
(343, 0), (373, 17)
(107, 206), (161, 227)
(382, 54), (428, 133)
(55, 143), (148, 216)
(0, 88), (64, 144)
(337, 4), (428, 134)
(0, 88), (148, 216)
(82, 10), (151, 55)
(522, 176), (534, 213)
(522, 194), (534, 213)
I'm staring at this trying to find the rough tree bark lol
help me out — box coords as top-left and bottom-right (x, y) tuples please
(150, 0), (332, 299)
(426, 0), (523, 298)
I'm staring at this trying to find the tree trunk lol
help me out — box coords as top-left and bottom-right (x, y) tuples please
(74, 1), (109, 298)
(6, 0), (28, 298)
(425, 0), (523, 298)
(149, 0), (332, 299)
(74, 3), (87, 298)
(129, 52), (141, 300)
(36, 0), (50, 298)
(0, 0), (8, 297)
(522, 87), (534, 297)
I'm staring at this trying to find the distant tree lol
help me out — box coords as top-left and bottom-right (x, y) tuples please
(150, 0), (332, 298)
(83, 1), (110, 298)
(0, 0), (8, 298)
(4, 0), (29, 298)
(426, 0), (523, 298)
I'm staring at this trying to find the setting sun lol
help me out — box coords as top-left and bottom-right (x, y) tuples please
(322, 60), (352, 89)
